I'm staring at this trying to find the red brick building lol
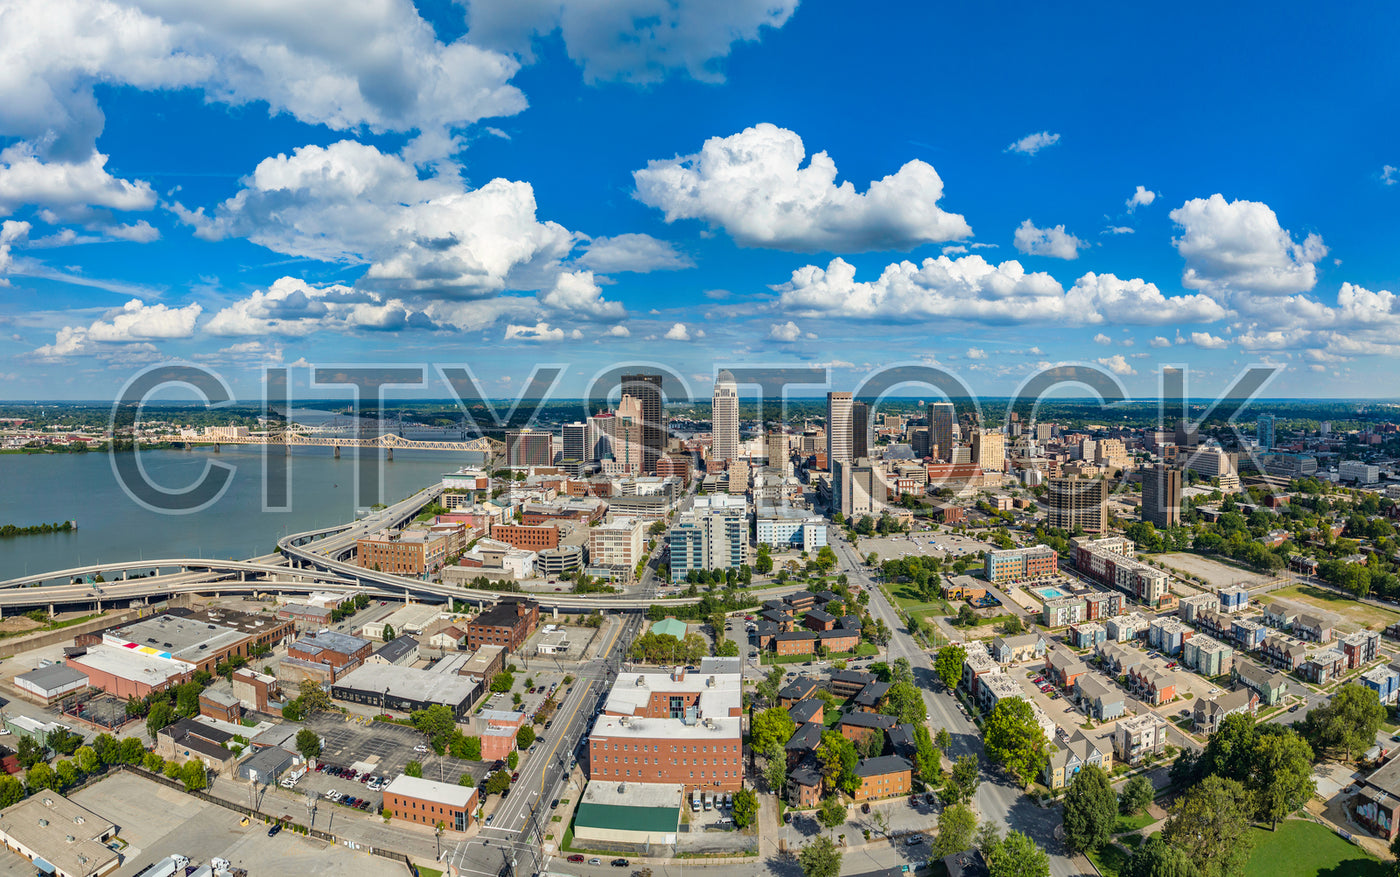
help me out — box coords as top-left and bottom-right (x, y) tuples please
(656, 455), (692, 485)
(465, 598), (540, 652)
(853, 756), (913, 802)
(383, 775), (477, 832)
(489, 523), (560, 551)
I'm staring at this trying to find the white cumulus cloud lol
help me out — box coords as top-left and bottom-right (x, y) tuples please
(769, 320), (803, 342)
(0, 219), (29, 283)
(1096, 354), (1135, 376)
(204, 277), (435, 336)
(1170, 193), (1327, 301)
(606, 324), (631, 337)
(1126, 185), (1158, 211)
(505, 322), (566, 342)
(462, 0), (798, 85)
(1005, 131), (1060, 156)
(966, 347), (986, 359)
(664, 322), (694, 341)
(538, 270), (625, 318)
(1013, 219), (1087, 260)
(575, 233), (692, 273)
(1189, 331), (1229, 349)
(1383, 165), (1397, 186)
(1093, 333), (1112, 345)
(633, 123), (971, 252)
(35, 297), (201, 358)
(0, 144), (155, 219)
(1150, 336), (1172, 348)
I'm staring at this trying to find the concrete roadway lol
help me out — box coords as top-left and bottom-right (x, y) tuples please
(830, 533), (1087, 877)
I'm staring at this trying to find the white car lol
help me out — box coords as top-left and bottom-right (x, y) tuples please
(414, 744), (429, 753)
(326, 790), (340, 801)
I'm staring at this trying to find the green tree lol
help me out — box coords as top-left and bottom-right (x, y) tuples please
(459, 772), (476, 787)
(118, 738), (146, 765)
(483, 770), (511, 795)
(912, 723), (942, 786)
(1200, 713), (1258, 780)
(797, 833), (842, 877)
(879, 680), (927, 725)
(517, 725), (536, 749)
(934, 644), (966, 691)
(146, 699), (175, 742)
(490, 672), (514, 693)
(817, 795), (848, 833)
(1061, 764), (1117, 853)
(1162, 775), (1254, 877)
(1123, 835), (1199, 877)
(456, 735), (483, 761)
(755, 666), (785, 706)
(751, 707), (798, 753)
(181, 760), (207, 791)
(142, 751), (165, 773)
(1301, 683), (1386, 760)
(933, 802), (977, 857)
(174, 680), (202, 718)
(406, 760), (424, 778)
(508, 751), (520, 770)
(935, 727), (953, 754)
(298, 679), (333, 714)
(91, 734), (119, 767)
(732, 787), (758, 828)
(411, 704), (458, 750)
(1001, 614), (1024, 635)
(296, 728), (323, 761)
(763, 742), (787, 794)
(816, 731), (860, 795)
(946, 754), (980, 805)
(54, 761), (78, 791)
(983, 698), (1049, 787)
(1249, 729), (1316, 829)
(755, 553), (774, 575)
(1119, 775), (1154, 815)
(74, 745), (99, 775)
(986, 831), (1050, 877)
(25, 762), (56, 792)
(0, 775), (22, 808)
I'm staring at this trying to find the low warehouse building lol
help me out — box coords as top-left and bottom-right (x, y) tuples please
(383, 774), (477, 831)
(331, 663), (480, 719)
(13, 665), (89, 706)
(65, 644), (192, 700)
(0, 793), (119, 877)
(573, 781), (682, 850)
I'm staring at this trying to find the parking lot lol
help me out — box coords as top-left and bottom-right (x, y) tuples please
(57, 771), (390, 877)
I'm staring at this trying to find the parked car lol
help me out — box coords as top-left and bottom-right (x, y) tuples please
(267, 823), (283, 837)
(905, 835), (925, 846)
(861, 802), (871, 814)
(568, 855), (585, 863)
(511, 772), (520, 782)
(611, 859), (630, 867)
(588, 859), (602, 866)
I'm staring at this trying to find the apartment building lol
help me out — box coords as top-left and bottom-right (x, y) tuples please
(588, 518), (646, 582)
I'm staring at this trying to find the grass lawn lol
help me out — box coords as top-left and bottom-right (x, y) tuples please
(887, 581), (950, 614)
(1272, 584), (1400, 632)
(1115, 812), (1156, 834)
(1242, 819), (1386, 877)
(417, 869), (443, 877)
(1086, 842), (1133, 877)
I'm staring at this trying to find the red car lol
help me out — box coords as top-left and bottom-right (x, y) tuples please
(568, 855), (585, 863)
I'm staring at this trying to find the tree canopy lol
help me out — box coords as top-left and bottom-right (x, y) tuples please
(934, 644), (966, 690)
(984, 698), (1049, 787)
(1061, 764), (1117, 853)
(1162, 775), (1254, 877)
(1301, 683), (1386, 761)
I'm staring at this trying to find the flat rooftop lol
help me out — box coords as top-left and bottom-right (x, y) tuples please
(333, 663), (478, 706)
(590, 714), (741, 741)
(384, 774), (478, 809)
(180, 606), (286, 636)
(292, 630), (371, 657)
(70, 644), (190, 684)
(109, 613), (249, 661)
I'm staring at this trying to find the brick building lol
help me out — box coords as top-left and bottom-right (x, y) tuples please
(465, 598), (540, 652)
(383, 774), (477, 831)
(853, 755), (912, 801)
(489, 523), (561, 552)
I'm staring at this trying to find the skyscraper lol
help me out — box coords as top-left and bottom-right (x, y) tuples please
(972, 429), (1005, 471)
(620, 373), (663, 474)
(712, 370), (739, 466)
(930, 402), (955, 463)
(851, 401), (869, 459)
(561, 421), (588, 474)
(826, 392), (853, 468)
(1047, 475), (1106, 533)
(1141, 464), (1181, 528)
(1257, 414), (1276, 451)
(505, 428), (553, 469)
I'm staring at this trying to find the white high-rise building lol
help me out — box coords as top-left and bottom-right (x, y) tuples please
(712, 371), (739, 466)
(826, 392), (853, 467)
(1257, 414), (1276, 451)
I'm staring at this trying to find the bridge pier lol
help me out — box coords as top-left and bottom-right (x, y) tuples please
(552, 606), (559, 620)
(386, 448), (393, 461)
(334, 445), (340, 459)
(214, 443), (220, 453)
(48, 603), (54, 616)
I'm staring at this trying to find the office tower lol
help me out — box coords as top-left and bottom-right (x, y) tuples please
(611, 395), (644, 474)
(972, 430), (1005, 471)
(766, 431), (790, 474)
(1175, 419), (1199, 449)
(587, 412), (615, 461)
(826, 392), (853, 467)
(851, 401), (869, 459)
(911, 427), (931, 459)
(669, 497), (749, 581)
(949, 446), (971, 465)
(505, 428), (553, 469)
(1047, 475), (1106, 533)
(1141, 464), (1181, 528)
(712, 370), (739, 466)
(1035, 422), (1054, 442)
(620, 373), (663, 473)
(930, 403), (955, 463)
(1257, 414), (1276, 451)
(835, 457), (881, 518)
(562, 421), (587, 464)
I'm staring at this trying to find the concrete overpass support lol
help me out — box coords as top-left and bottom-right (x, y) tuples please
(334, 445), (340, 459)
(386, 448), (393, 461)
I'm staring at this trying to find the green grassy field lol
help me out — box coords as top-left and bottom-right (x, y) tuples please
(1242, 819), (1385, 877)
(1086, 843), (1132, 877)
(1272, 585), (1400, 632)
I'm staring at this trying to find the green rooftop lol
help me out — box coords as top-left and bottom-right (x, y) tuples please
(574, 802), (681, 834)
(650, 617), (687, 639)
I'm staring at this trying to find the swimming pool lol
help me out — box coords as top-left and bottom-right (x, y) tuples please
(1035, 587), (1068, 600)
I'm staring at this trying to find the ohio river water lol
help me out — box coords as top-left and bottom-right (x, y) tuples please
(0, 447), (476, 579)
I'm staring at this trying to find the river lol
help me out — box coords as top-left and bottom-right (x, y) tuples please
(0, 447), (482, 579)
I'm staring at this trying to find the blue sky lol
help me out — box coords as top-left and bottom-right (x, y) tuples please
(1, 1), (1399, 402)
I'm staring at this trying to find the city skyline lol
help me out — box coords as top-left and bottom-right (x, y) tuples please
(1, 3), (1399, 402)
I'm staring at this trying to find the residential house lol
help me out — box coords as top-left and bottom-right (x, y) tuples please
(1082, 591), (1123, 621)
(1232, 618), (1267, 652)
(1193, 608), (1231, 641)
(961, 642), (1000, 696)
(1342, 630), (1381, 669)
(1148, 618), (1192, 656)
(1044, 645), (1088, 690)
(1294, 614), (1334, 644)
(785, 724), (825, 767)
(1219, 586), (1250, 613)
(989, 633), (1046, 665)
(1070, 622), (1107, 650)
(837, 712), (896, 747)
(1302, 648), (1347, 685)
(779, 677), (822, 708)
(1260, 632), (1308, 672)
(1113, 713), (1169, 764)
(1263, 602), (1298, 630)
(1182, 634), (1234, 677)
(1105, 613), (1153, 643)
(786, 759), (823, 808)
(1179, 593), (1218, 625)
(1128, 666), (1178, 705)
(1235, 661), (1289, 706)
(788, 699), (824, 726)
(1362, 667), (1400, 706)
(977, 672), (1025, 714)
(1193, 688), (1258, 734)
(1075, 674), (1126, 722)
(1095, 642), (1142, 677)
(851, 681), (892, 713)
(829, 669), (876, 699)
(1045, 731), (1112, 790)
(1042, 596), (1086, 628)
(853, 755), (913, 801)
